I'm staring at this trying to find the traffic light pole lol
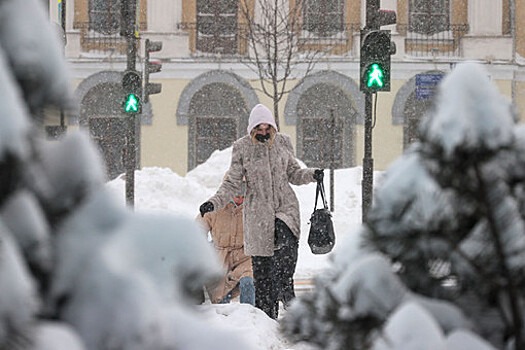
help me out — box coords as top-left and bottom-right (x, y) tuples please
(330, 108), (335, 212)
(122, 0), (139, 208)
(362, 93), (373, 222)
(59, 0), (67, 134)
(125, 34), (139, 209)
(360, 0), (396, 222)
(125, 112), (137, 208)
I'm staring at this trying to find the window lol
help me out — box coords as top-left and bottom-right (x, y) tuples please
(403, 92), (435, 149)
(302, 117), (340, 168)
(195, 117), (237, 165)
(303, 0), (344, 36)
(82, 82), (128, 180)
(188, 82), (247, 169)
(89, 0), (121, 35)
(89, 117), (127, 180)
(77, 0), (146, 54)
(297, 83), (356, 169)
(196, 0), (238, 54)
(409, 0), (450, 35)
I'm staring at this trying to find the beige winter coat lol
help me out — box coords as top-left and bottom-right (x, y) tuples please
(197, 202), (252, 303)
(209, 133), (315, 256)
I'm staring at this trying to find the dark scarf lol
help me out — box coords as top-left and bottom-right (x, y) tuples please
(255, 133), (270, 143)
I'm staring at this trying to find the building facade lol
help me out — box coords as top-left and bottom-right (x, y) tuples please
(48, 0), (525, 179)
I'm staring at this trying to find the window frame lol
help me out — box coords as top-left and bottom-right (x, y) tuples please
(74, 0), (147, 54)
(408, 0), (450, 35)
(196, 0), (239, 55)
(302, 0), (345, 37)
(88, 0), (121, 35)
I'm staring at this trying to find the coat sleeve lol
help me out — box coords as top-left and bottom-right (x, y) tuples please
(196, 212), (213, 232)
(208, 140), (245, 209)
(282, 134), (316, 185)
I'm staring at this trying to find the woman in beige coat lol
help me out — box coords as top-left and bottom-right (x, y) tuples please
(200, 104), (323, 319)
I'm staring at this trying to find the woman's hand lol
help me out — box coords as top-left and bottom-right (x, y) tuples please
(199, 201), (214, 217)
(313, 169), (324, 182)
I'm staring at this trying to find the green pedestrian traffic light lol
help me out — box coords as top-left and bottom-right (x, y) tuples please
(366, 63), (385, 89)
(124, 93), (140, 113)
(360, 30), (395, 92)
(122, 70), (142, 114)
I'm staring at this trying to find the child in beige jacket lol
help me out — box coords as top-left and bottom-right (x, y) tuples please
(198, 191), (254, 305)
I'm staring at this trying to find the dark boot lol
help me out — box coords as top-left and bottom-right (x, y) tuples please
(252, 256), (278, 319)
(274, 218), (298, 308)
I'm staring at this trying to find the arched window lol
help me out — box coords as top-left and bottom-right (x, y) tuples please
(409, 0), (450, 35)
(188, 82), (248, 169)
(297, 83), (357, 168)
(82, 82), (128, 179)
(196, 0), (238, 54)
(403, 92), (435, 149)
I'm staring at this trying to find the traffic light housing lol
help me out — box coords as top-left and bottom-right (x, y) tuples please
(365, 0), (396, 30)
(122, 70), (142, 113)
(120, 0), (136, 37)
(360, 1), (396, 93)
(360, 30), (394, 93)
(144, 39), (162, 103)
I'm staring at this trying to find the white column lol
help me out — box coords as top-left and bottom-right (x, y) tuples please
(468, 0), (502, 35)
(148, 0), (179, 32)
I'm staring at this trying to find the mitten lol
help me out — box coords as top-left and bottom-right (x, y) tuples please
(313, 169), (324, 182)
(199, 201), (214, 217)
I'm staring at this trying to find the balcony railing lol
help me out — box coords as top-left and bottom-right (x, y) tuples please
(74, 21), (470, 60)
(398, 24), (469, 58)
(297, 23), (361, 56)
(178, 22), (361, 58)
(178, 22), (248, 58)
(75, 22), (128, 56)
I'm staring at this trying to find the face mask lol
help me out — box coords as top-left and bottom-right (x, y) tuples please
(255, 133), (270, 142)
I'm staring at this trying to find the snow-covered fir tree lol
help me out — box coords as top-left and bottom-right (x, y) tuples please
(0, 1), (256, 349)
(282, 63), (522, 350)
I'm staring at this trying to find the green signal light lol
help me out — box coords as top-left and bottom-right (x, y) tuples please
(366, 63), (385, 89)
(124, 93), (140, 113)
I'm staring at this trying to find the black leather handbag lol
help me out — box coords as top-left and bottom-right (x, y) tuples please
(308, 180), (335, 254)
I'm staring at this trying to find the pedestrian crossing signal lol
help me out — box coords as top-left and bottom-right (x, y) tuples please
(365, 63), (385, 89)
(122, 70), (142, 113)
(124, 93), (140, 113)
(360, 30), (394, 92)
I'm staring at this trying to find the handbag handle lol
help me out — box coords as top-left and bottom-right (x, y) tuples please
(314, 180), (329, 211)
